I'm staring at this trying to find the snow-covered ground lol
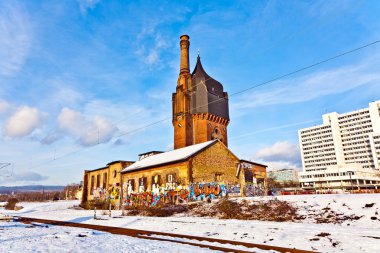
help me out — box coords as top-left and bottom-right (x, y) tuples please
(0, 221), (224, 253)
(1, 194), (380, 253)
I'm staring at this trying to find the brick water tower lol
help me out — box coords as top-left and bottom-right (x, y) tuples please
(172, 35), (230, 149)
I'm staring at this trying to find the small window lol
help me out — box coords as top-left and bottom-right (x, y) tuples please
(151, 175), (162, 187)
(113, 170), (117, 178)
(96, 174), (100, 188)
(165, 173), (176, 190)
(139, 177), (146, 186)
(215, 173), (222, 182)
(103, 173), (107, 189)
(127, 179), (135, 192)
(138, 177), (147, 192)
(90, 175), (95, 195)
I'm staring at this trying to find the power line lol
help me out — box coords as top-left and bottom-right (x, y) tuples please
(23, 117), (324, 172)
(234, 40), (380, 96)
(24, 38), (380, 170)
(14, 16), (338, 161)
(0, 163), (13, 178)
(12, 23), (335, 171)
(229, 118), (321, 142)
(0, 163), (11, 170)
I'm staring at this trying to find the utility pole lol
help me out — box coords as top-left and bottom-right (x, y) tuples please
(120, 172), (124, 211)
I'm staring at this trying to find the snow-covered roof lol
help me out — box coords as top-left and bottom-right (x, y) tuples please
(121, 140), (216, 173)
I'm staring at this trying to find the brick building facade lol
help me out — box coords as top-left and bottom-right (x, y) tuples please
(121, 141), (244, 196)
(82, 161), (133, 204)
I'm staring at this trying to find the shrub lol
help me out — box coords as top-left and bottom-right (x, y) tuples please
(5, 198), (19, 210)
(84, 199), (116, 210)
(123, 204), (188, 217)
(145, 204), (188, 217)
(11, 191), (63, 202)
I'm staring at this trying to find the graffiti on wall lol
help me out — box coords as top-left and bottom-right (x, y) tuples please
(109, 186), (120, 200)
(123, 181), (266, 207)
(188, 182), (227, 201)
(245, 183), (265, 197)
(91, 185), (120, 201)
(124, 182), (232, 207)
(125, 189), (190, 207)
(92, 187), (107, 199)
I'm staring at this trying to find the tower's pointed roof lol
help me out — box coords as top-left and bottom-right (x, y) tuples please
(190, 55), (229, 120)
(191, 55), (224, 96)
(191, 55), (210, 79)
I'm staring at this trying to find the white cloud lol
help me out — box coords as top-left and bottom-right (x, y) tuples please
(0, 100), (11, 114)
(3, 106), (44, 138)
(264, 161), (301, 171)
(146, 50), (159, 65)
(40, 132), (62, 145)
(0, 170), (48, 184)
(135, 31), (170, 66)
(83, 99), (156, 131)
(255, 141), (300, 161)
(50, 86), (83, 107)
(254, 141), (301, 171)
(12, 171), (48, 182)
(0, 2), (32, 77)
(233, 56), (380, 110)
(113, 138), (125, 146)
(77, 0), (101, 15)
(58, 107), (117, 146)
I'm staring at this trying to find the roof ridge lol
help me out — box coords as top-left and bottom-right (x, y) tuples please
(121, 140), (217, 173)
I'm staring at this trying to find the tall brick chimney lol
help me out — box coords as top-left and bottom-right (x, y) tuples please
(179, 35), (190, 74)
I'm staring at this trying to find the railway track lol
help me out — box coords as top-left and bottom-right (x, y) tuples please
(14, 216), (317, 253)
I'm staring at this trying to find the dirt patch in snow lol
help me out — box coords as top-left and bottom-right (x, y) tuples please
(123, 198), (300, 222)
(122, 197), (372, 224)
(313, 210), (363, 224)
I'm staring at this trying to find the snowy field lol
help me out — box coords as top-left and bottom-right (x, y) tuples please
(1, 194), (380, 253)
(0, 221), (224, 253)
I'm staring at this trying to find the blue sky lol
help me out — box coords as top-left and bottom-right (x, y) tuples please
(1, 0), (380, 186)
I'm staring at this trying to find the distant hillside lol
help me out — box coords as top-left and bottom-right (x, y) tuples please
(0, 185), (64, 194)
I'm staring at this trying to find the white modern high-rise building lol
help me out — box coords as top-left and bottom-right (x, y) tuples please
(298, 101), (380, 190)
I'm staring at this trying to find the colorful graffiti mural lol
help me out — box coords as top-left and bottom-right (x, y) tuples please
(124, 189), (190, 207)
(188, 182), (227, 201)
(92, 187), (107, 199)
(122, 181), (267, 207)
(91, 185), (121, 204)
(245, 184), (265, 196)
(109, 186), (120, 199)
(124, 182), (232, 207)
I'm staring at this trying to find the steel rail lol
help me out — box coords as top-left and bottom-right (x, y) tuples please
(15, 216), (317, 253)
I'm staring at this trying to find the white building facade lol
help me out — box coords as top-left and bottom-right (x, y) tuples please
(299, 101), (380, 190)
